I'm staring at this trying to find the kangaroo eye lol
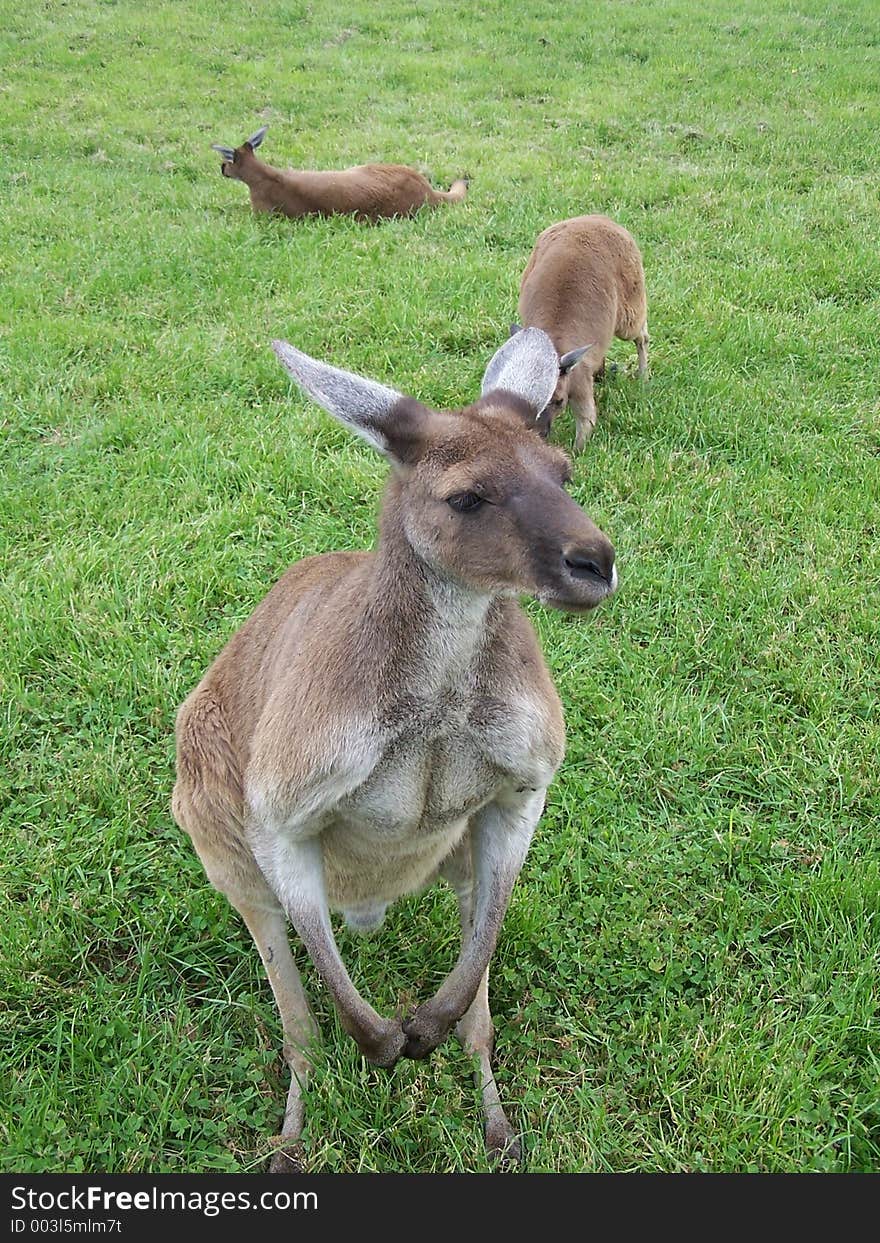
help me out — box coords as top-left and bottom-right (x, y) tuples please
(446, 492), (484, 513)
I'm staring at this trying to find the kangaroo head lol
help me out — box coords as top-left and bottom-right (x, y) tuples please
(211, 125), (268, 179)
(273, 329), (617, 613)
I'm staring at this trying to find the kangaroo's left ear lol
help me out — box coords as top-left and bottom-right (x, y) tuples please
(245, 125), (268, 151)
(559, 344), (593, 375)
(480, 326), (561, 414)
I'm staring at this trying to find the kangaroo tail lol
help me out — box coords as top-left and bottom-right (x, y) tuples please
(438, 176), (469, 203)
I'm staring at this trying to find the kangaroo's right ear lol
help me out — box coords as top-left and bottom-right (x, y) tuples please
(245, 125), (268, 150)
(272, 340), (433, 466)
(508, 322), (522, 338)
(211, 144), (236, 161)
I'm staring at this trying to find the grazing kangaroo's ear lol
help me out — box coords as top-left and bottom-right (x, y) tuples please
(480, 326), (561, 414)
(211, 144), (236, 160)
(559, 344), (594, 375)
(246, 125), (268, 150)
(272, 340), (432, 465)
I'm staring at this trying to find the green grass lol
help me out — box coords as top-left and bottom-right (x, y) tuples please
(2, 0), (879, 1173)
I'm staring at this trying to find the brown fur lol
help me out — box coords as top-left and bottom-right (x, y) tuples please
(518, 214), (649, 450)
(219, 141), (468, 222)
(172, 335), (616, 1169)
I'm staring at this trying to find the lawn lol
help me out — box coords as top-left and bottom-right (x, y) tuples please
(2, 0), (878, 1173)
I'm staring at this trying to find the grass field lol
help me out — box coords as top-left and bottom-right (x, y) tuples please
(2, 0), (879, 1173)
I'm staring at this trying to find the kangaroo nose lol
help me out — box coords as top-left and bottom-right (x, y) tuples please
(563, 543), (616, 585)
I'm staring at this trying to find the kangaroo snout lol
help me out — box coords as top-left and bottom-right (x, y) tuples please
(562, 541), (616, 587)
(537, 506), (617, 611)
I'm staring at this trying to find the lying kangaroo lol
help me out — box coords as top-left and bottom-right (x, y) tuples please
(211, 125), (469, 222)
(171, 327), (617, 1170)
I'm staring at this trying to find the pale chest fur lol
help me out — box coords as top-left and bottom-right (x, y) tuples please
(318, 685), (561, 910)
(341, 687), (556, 830)
(244, 583), (565, 913)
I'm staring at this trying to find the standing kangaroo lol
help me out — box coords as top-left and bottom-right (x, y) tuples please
(171, 328), (617, 1171)
(515, 214), (649, 450)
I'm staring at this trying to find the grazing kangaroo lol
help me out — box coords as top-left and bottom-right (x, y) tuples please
(211, 125), (469, 222)
(515, 214), (649, 450)
(171, 328), (617, 1171)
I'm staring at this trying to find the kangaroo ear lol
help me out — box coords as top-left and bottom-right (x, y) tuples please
(211, 144), (236, 160)
(480, 326), (560, 414)
(246, 125), (268, 150)
(272, 340), (432, 465)
(508, 322), (522, 338)
(559, 344), (593, 375)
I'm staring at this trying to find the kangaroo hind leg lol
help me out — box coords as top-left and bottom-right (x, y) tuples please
(173, 723), (320, 1174)
(635, 321), (650, 380)
(440, 843), (521, 1166)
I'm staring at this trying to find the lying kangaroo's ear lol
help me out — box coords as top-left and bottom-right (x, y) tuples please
(480, 326), (560, 414)
(508, 322), (522, 338)
(246, 125), (268, 150)
(211, 144), (236, 161)
(559, 344), (594, 375)
(272, 340), (433, 466)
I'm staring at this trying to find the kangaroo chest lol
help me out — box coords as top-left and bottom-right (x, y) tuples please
(334, 689), (551, 839)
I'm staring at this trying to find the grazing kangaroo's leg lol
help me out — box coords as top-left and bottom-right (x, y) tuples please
(636, 322), (650, 380)
(570, 369), (598, 454)
(403, 788), (545, 1059)
(235, 901), (319, 1173)
(442, 844), (521, 1164)
(252, 832), (406, 1067)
